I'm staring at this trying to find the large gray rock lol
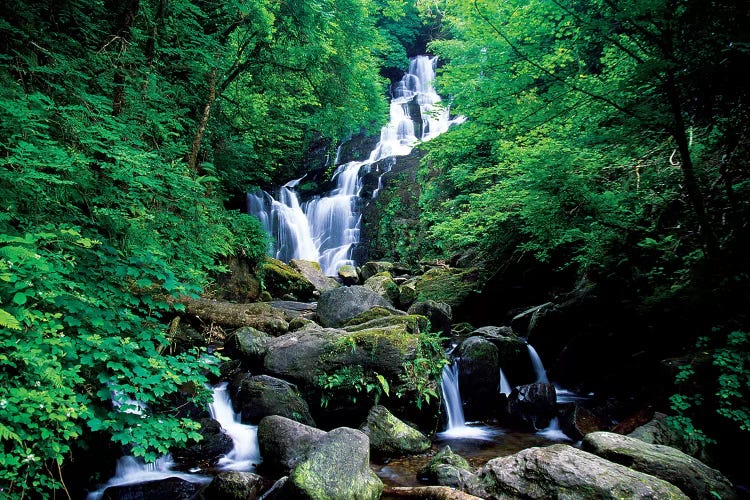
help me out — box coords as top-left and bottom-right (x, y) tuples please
(464, 444), (689, 499)
(407, 300), (452, 336)
(258, 415), (326, 475)
(360, 405), (430, 459)
(289, 427), (383, 500)
(361, 261), (395, 281)
(260, 257), (316, 301)
(458, 336), (500, 421)
(290, 259), (340, 293)
(233, 374), (315, 426)
(582, 431), (737, 499)
(224, 326), (271, 369)
(628, 411), (711, 463)
(316, 286), (392, 327)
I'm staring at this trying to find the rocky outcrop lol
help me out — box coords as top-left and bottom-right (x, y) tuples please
(582, 431), (737, 499)
(233, 374), (315, 426)
(463, 444), (689, 499)
(360, 405), (430, 459)
(288, 427), (383, 500)
(316, 286), (392, 327)
(257, 415), (326, 475)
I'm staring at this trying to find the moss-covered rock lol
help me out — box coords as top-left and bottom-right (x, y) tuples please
(199, 471), (265, 500)
(258, 415), (326, 475)
(289, 428), (383, 500)
(360, 405), (430, 459)
(317, 286), (392, 327)
(418, 446), (472, 487)
(290, 259), (340, 293)
(363, 272), (400, 304)
(260, 257), (316, 301)
(361, 261), (394, 281)
(397, 279), (418, 309)
(414, 267), (481, 309)
(233, 374), (315, 426)
(337, 264), (360, 285)
(342, 314), (428, 335)
(343, 306), (399, 326)
(224, 326), (271, 371)
(458, 336), (500, 421)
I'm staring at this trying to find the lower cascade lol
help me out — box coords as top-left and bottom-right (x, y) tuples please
(208, 382), (262, 471)
(438, 361), (495, 440)
(248, 55), (464, 275)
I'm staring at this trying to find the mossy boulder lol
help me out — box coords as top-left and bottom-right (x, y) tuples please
(343, 306), (400, 326)
(414, 266), (481, 309)
(397, 279), (418, 309)
(233, 374), (315, 426)
(258, 415), (327, 475)
(363, 272), (400, 305)
(337, 264), (360, 285)
(418, 446), (472, 487)
(288, 428), (383, 500)
(290, 259), (340, 293)
(170, 418), (233, 469)
(316, 286), (392, 327)
(260, 257), (316, 301)
(224, 326), (271, 371)
(342, 314), (428, 335)
(361, 261), (394, 281)
(199, 471), (265, 500)
(359, 405), (430, 459)
(458, 336), (500, 421)
(214, 255), (262, 303)
(407, 300), (452, 336)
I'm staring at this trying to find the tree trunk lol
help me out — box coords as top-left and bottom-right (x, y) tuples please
(175, 296), (288, 334)
(188, 67), (217, 172)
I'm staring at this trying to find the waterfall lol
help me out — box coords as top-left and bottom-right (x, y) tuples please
(437, 361), (495, 440)
(208, 383), (262, 471)
(536, 417), (571, 441)
(248, 55), (464, 276)
(526, 343), (549, 384)
(498, 368), (512, 395)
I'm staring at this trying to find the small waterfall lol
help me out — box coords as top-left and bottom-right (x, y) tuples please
(536, 417), (571, 441)
(498, 368), (512, 395)
(437, 361), (495, 440)
(248, 55), (464, 275)
(208, 383), (262, 471)
(526, 343), (549, 384)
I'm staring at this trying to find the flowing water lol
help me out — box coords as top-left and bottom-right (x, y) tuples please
(248, 55), (464, 275)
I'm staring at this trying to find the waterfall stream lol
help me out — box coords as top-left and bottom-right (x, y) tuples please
(437, 361), (495, 440)
(526, 343), (550, 384)
(248, 55), (463, 275)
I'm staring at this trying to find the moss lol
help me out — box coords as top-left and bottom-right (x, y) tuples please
(260, 257), (315, 300)
(343, 314), (428, 335)
(343, 306), (396, 326)
(415, 267), (482, 307)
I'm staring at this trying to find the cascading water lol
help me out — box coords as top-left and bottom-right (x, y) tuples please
(437, 361), (494, 440)
(499, 367), (512, 395)
(248, 55), (464, 275)
(526, 343), (550, 384)
(208, 382), (262, 471)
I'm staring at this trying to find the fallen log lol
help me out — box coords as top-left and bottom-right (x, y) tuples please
(175, 296), (289, 334)
(383, 486), (483, 500)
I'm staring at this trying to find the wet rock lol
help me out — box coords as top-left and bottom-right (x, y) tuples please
(360, 405), (430, 459)
(506, 382), (557, 430)
(418, 446), (472, 487)
(199, 471), (265, 500)
(559, 404), (608, 441)
(407, 300), (452, 336)
(170, 418), (233, 469)
(233, 374), (315, 426)
(259, 257), (316, 301)
(224, 326), (271, 370)
(102, 477), (204, 500)
(457, 337), (499, 421)
(290, 259), (340, 293)
(258, 415), (326, 475)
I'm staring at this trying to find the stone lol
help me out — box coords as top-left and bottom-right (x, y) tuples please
(457, 336), (500, 421)
(260, 257), (316, 301)
(337, 264), (360, 285)
(199, 471), (265, 500)
(290, 259), (340, 292)
(316, 286), (393, 327)
(360, 405), (430, 459)
(363, 272), (400, 305)
(234, 374), (315, 426)
(506, 383), (557, 430)
(419, 446), (472, 487)
(407, 300), (452, 336)
(258, 415), (326, 475)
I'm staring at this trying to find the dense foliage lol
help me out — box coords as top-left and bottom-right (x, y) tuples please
(0, 0), (396, 495)
(416, 0), (749, 450)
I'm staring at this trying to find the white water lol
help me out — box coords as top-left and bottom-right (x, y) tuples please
(437, 362), (495, 440)
(248, 55), (464, 275)
(87, 384), (260, 498)
(526, 343), (550, 384)
(208, 382), (262, 471)
(498, 368), (512, 395)
(536, 417), (571, 441)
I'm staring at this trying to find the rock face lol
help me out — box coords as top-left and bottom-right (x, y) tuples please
(359, 405), (430, 459)
(582, 431), (737, 500)
(233, 374), (315, 426)
(457, 337), (499, 421)
(628, 411), (710, 463)
(288, 427), (383, 500)
(464, 444), (689, 499)
(316, 286), (392, 327)
(257, 415), (326, 475)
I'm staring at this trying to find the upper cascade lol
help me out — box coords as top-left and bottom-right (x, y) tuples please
(248, 55), (464, 276)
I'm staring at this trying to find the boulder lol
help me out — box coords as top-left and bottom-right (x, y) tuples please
(342, 314), (427, 335)
(337, 264), (360, 285)
(469, 327), (533, 385)
(418, 446), (472, 487)
(199, 471), (265, 500)
(224, 326), (271, 370)
(506, 383), (557, 430)
(360, 405), (430, 459)
(214, 255), (262, 303)
(464, 444), (689, 499)
(170, 418), (233, 469)
(258, 415), (326, 475)
(343, 306), (403, 326)
(398, 279), (418, 309)
(582, 431), (737, 499)
(316, 286), (392, 327)
(269, 301), (317, 320)
(260, 257), (316, 301)
(290, 259), (340, 293)
(233, 374), (315, 426)
(457, 337), (499, 421)
(288, 427), (383, 500)
(407, 300), (452, 336)
(363, 272), (400, 305)
(361, 261), (395, 281)
(628, 411), (711, 463)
